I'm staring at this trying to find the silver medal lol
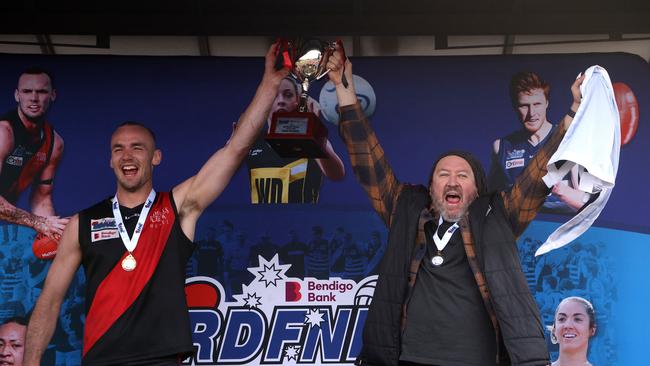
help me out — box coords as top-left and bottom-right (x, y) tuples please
(431, 217), (459, 268)
(431, 255), (444, 266)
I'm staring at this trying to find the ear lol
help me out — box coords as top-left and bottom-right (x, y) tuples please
(50, 89), (57, 102)
(14, 89), (19, 103)
(590, 326), (597, 336)
(152, 149), (162, 166)
(550, 325), (558, 345)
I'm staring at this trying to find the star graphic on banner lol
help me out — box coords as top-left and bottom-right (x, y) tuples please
(242, 292), (262, 309)
(248, 254), (290, 288)
(232, 284), (264, 309)
(304, 308), (325, 328)
(284, 345), (301, 361)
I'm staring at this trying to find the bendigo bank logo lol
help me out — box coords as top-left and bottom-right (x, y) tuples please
(184, 255), (376, 365)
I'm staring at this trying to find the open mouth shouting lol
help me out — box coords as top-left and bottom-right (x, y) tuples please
(444, 188), (462, 207)
(121, 164), (139, 177)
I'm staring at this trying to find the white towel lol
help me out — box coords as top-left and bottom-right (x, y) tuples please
(535, 65), (620, 256)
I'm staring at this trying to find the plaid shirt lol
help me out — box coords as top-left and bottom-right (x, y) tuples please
(339, 103), (568, 363)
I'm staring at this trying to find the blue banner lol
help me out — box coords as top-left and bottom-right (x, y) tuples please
(0, 51), (648, 365)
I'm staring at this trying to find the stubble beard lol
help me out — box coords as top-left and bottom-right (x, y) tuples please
(19, 104), (47, 125)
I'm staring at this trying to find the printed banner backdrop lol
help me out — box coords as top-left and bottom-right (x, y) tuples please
(0, 51), (648, 365)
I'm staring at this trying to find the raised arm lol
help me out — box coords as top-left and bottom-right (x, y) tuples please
(305, 96), (345, 181)
(24, 214), (81, 366)
(503, 74), (585, 237)
(326, 45), (402, 227)
(315, 139), (345, 181)
(173, 43), (289, 238)
(0, 122), (67, 238)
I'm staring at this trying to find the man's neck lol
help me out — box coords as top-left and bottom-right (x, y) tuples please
(527, 120), (552, 146)
(116, 185), (154, 208)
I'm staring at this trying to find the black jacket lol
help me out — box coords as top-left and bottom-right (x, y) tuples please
(356, 185), (549, 366)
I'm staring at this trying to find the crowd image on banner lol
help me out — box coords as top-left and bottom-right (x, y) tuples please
(185, 218), (387, 301)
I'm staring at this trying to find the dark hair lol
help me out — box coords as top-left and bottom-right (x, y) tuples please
(115, 121), (157, 144)
(509, 71), (550, 107)
(19, 66), (55, 87)
(2, 316), (28, 327)
(428, 150), (488, 196)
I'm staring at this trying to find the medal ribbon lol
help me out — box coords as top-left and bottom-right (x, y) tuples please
(432, 216), (459, 252)
(111, 189), (156, 253)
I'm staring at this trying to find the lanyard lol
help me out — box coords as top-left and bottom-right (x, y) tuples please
(111, 189), (156, 253)
(432, 216), (459, 252)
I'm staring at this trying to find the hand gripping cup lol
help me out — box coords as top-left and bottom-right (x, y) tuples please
(266, 38), (346, 158)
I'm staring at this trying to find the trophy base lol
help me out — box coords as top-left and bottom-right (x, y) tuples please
(266, 111), (328, 158)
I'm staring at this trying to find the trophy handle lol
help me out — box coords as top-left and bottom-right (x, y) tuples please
(314, 42), (334, 81)
(316, 40), (349, 88)
(275, 38), (294, 70)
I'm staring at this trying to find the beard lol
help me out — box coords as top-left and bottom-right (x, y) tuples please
(431, 185), (475, 222)
(432, 196), (469, 222)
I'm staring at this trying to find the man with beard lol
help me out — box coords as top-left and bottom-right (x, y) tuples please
(24, 43), (289, 366)
(0, 68), (68, 240)
(326, 47), (584, 365)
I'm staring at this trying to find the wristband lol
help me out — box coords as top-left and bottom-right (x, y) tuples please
(567, 109), (576, 118)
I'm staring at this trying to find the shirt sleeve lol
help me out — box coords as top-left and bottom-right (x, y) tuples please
(338, 103), (403, 228)
(502, 121), (568, 237)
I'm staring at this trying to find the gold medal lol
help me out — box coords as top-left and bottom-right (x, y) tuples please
(121, 253), (137, 271)
(112, 190), (155, 273)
